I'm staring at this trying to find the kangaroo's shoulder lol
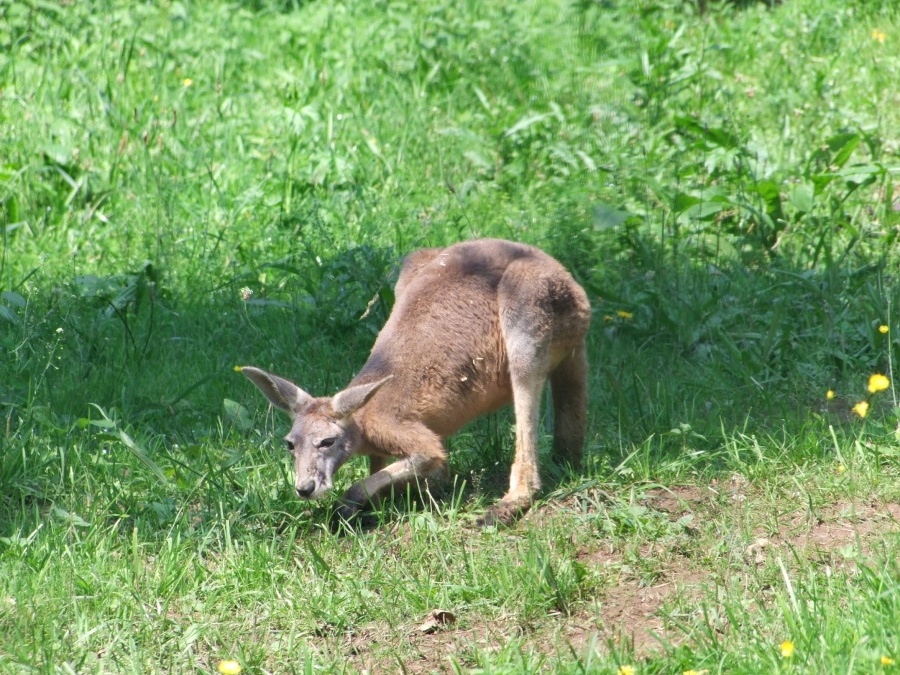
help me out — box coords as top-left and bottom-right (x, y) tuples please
(395, 247), (444, 298)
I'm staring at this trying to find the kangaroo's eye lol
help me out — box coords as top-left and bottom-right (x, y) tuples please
(318, 437), (336, 449)
(285, 440), (295, 452)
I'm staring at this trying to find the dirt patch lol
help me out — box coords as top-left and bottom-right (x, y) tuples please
(333, 496), (900, 672)
(757, 500), (900, 565)
(591, 568), (702, 652)
(334, 551), (712, 672)
(547, 483), (715, 533)
(572, 546), (711, 655)
(402, 623), (507, 674)
(339, 617), (511, 674)
(641, 485), (711, 517)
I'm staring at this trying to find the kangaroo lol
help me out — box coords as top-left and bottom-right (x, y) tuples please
(241, 238), (591, 526)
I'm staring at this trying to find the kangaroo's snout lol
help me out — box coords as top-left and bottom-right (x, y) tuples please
(296, 480), (316, 499)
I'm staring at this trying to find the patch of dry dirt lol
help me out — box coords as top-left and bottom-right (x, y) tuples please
(752, 500), (900, 567)
(569, 546), (710, 655)
(338, 618), (508, 674)
(327, 495), (900, 672)
(640, 485), (711, 516)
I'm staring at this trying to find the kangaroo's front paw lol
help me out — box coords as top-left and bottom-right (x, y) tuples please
(333, 500), (363, 522)
(333, 484), (377, 522)
(329, 499), (366, 533)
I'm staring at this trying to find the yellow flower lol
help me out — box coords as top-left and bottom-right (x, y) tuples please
(233, 365), (243, 372)
(617, 310), (634, 320)
(217, 661), (242, 675)
(781, 640), (795, 658)
(183, 77), (193, 87)
(683, 671), (701, 675)
(872, 29), (887, 44)
(603, 315), (613, 322)
(852, 401), (869, 419)
(617, 667), (635, 675)
(826, 390), (835, 400)
(868, 374), (890, 394)
(879, 325), (889, 334)
(882, 655), (895, 666)
(837, 463), (846, 474)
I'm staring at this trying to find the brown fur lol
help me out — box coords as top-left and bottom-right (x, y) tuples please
(242, 238), (591, 526)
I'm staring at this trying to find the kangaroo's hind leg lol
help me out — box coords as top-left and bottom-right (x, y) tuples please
(550, 342), (587, 470)
(479, 265), (554, 527)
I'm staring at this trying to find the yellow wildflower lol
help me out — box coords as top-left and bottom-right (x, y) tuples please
(233, 365), (243, 372)
(603, 315), (613, 322)
(879, 325), (889, 334)
(868, 374), (890, 394)
(872, 29), (887, 44)
(183, 77), (193, 87)
(217, 661), (242, 675)
(826, 390), (835, 400)
(853, 401), (870, 419)
(617, 667), (635, 675)
(617, 310), (634, 320)
(683, 671), (701, 675)
(882, 655), (895, 666)
(837, 464), (846, 474)
(781, 640), (795, 658)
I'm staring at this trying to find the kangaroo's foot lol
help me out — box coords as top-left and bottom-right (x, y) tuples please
(477, 496), (534, 528)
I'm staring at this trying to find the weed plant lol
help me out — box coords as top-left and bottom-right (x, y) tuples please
(2, 0), (900, 672)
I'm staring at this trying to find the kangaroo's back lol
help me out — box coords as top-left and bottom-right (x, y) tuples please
(354, 239), (589, 437)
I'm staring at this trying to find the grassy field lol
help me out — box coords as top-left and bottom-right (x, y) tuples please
(3, 0), (900, 672)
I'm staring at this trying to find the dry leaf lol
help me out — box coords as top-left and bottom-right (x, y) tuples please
(746, 537), (771, 565)
(417, 609), (456, 634)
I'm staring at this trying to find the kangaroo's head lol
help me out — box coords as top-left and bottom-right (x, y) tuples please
(241, 367), (391, 500)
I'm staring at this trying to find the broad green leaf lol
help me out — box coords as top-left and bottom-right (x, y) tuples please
(0, 305), (19, 325)
(221, 448), (245, 469)
(672, 193), (701, 213)
(755, 180), (781, 210)
(679, 200), (730, 221)
(674, 116), (740, 149)
(504, 113), (548, 137)
(40, 143), (74, 165)
(839, 164), (883, 186)
(223, 398), (254, 432)
(51, 507), (90, 528)
(1, 291), (25, 307)
(592, 203), (630, 230)
(827, 132), (861, 168)
(788, 183), (815, 213)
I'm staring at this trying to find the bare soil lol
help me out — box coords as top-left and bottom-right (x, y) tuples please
(328, 490), (900, 673)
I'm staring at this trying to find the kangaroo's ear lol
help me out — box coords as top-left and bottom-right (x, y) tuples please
(331, 375), (393, 419)
(241, 366), (312, 414)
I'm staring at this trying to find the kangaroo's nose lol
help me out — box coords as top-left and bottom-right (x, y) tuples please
(296, 480), (316, 499)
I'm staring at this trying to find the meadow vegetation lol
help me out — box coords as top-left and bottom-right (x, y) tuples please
(2, 0), (900, 672)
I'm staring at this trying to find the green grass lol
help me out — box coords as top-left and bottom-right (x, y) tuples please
(3, 0), (900, 672)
